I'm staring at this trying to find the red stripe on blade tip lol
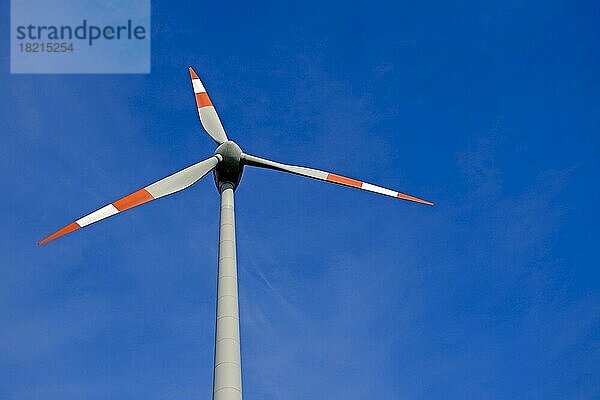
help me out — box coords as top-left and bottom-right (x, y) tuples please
(38, 221), (80, 245)
(397, 192), (434, 206)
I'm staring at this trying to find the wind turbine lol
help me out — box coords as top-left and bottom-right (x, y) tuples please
(39, 66), (433, 400)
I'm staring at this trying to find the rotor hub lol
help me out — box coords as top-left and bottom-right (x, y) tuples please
(214, 141), (244, 192)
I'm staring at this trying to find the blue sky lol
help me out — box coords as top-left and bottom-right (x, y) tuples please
(1, 1), (599, 399)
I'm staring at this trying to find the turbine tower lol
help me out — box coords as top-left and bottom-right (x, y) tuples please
(39, 66), (433, 400)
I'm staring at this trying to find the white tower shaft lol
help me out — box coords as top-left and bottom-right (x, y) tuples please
(213, 184), (242, 400)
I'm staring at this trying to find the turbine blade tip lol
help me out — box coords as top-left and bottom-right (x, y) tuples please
(38, 236), (52, 245)
(396, 192), (434, 206)
(38, 222), (80, 246)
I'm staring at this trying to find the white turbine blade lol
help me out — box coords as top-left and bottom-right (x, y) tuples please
(189, 66), (228, 144)
(243, 153), (433, 205)
(39, 156), (221, 245)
